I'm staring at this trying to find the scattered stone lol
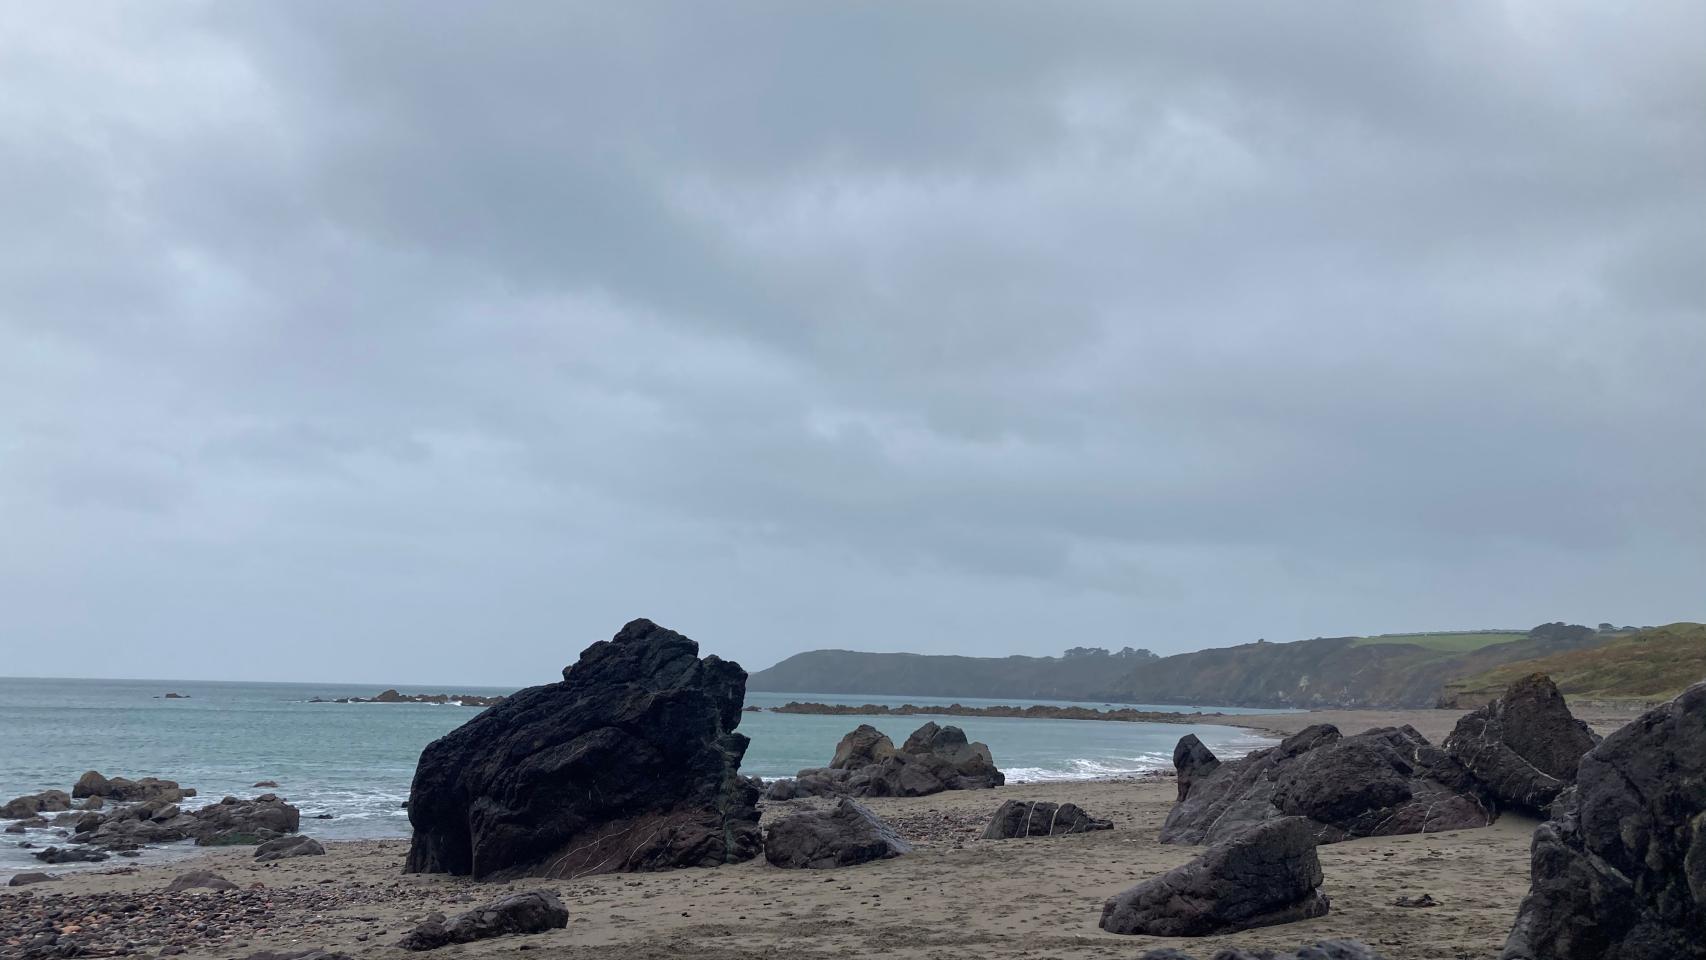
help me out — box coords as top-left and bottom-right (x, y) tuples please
(32, 845), (109, 864)
(405, 618), (761, 879)
(767, 721), (1003, 800)
(255, 835), (326, 861)
(1395, 893), (1439, 908)
(6, 872), (60, 886)
(1502, 680), (1706, 960)
(1100, 817), (1330, 936)
(1444, 673), (1601, 816)
(164, 869), (240, 893)
(764, 798), (912, 868)
(982, 799), (1112, 838)
(1140, 941), (1386, 960)
(397, 890), (569, 950)
(1161, 724), (1492, 845)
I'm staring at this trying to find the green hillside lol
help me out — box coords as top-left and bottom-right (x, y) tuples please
(1439, 622), (1706, 707)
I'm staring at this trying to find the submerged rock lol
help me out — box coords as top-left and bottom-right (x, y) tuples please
(982, 799), (1112, 839)
(1443, 673), (1600, 816)
(397, 890), (569, 950)
(1502, 680), (1706, 960)
(767, 721), (1003, 800)
(764, 798), (911, 868)
(1101, 817), (1330, 936)
(1160, 724), (1492, 845)
(404, 618), (761, 880)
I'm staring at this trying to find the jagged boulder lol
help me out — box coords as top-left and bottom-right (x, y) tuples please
(1, 790), (71, 820)
(397, 890), (568, 950)
(404, 619), (761, 880)
(1173, 734), (1220, 802)
(190, 794), (302, 845)
(982, 800), (1111, 839)
(1101, 816), (1330, 936)
(72, 772), (187, 804)
(33, 845), (108, 864)
(1140, 942), (1386, 960)
(1502, 680), (1706, 960)
(1444, 673), (1600, 816)
(766, 721), (1003, 800)
(1161, 724), (1491, 845)
(763, 798), (911, 868)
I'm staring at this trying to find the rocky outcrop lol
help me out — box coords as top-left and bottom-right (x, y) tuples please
(64, 793), (301, 851)
(190, 794), (301, 845)
(982, 800), (1111, 839)
(255, 835), (326, 861)
(1160, 724), (1492, 845)
(72, 772), (190, 804)
(1173, 734), (1220, 802)
(1101, 817), (1330, 936)
(1443, 673), (1600, 815)
(397, 890), (569, 950)
(1, 790), (71, 820)
(33, 845), (109, 864)
(765, 721), (1003, 800)
(404, 619), (761, 880)
(1139, 941), (1386, 960)
(763, 798), (911, 868)
(310, 690), (504, 708)
(1501, 680), (1705, 960)
(164, 870), (240, 893)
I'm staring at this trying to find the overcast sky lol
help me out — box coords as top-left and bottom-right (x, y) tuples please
(2, 2), (1702, 686)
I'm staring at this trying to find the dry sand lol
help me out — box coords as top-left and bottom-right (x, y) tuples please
(5, 774), (1541, 960)
(1214, 703), (1639, 743)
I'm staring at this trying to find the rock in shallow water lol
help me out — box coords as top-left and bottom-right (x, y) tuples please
(1100, 816), (1330, 937)
(398, 890), (569, 950)
(1443, 673), (1600, 816)
(404, 618), (761, 880)
(1501, 679), (1706, 960)
(982, 799), (1111, 838)
(764, 798), (911, 868)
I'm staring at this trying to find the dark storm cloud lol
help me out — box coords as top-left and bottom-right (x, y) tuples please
(1, 2), (1701, 683)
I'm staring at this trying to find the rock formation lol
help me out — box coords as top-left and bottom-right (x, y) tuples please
(72, 772), (190, 804)
(1173, 734), (1220, 802)
(0, 790), (71, 820)
(1443, 673), (1600, 816)
(982, 800), (1111, 838)
(404, 618), (761, 880)
(765, 721), (1003, 800)
(255, 835), (326, 861)
(1139, 942), (1386, 960)
(1161, 724), (1492, 845)
(763, 798), (912, 868)
(397, 890), (569, 950)
(1501, 680), (1705, 960)
(1100, 817), (1330, 936)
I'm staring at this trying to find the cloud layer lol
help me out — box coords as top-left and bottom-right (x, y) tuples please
(3, 2), (1702, 684)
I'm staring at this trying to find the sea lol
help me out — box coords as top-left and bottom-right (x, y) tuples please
(0, 676), (1281, 879)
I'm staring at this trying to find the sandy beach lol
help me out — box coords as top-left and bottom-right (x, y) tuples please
(4, 769), (1543, 960)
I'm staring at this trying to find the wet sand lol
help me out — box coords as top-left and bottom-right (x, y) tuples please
(4, 775), (1539, 960)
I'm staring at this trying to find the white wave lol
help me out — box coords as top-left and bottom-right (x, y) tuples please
(1003, 753), (1174, 782)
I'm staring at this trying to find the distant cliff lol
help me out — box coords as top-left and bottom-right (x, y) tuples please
(749, 625), (1619, 709)
(1437, 622), (1706, 708)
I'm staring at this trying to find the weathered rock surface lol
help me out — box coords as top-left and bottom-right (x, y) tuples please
(1161, 724), (1492, 845)
(1102, 817), (1330, 936)
(1502, 680), (1706, 960)
(255, 835), (326, 861)
(1139, 941), (1386, 960)
(1443, 673), (1600, 816)
(982, 799), (1112, 839)
(404, 618), (761, 880)
(1174, 734), (1220, 802)
(6, 872), (60, 887)
(764, 798), (911, 868)
(72, 771), (189, 804)
(765, 721), (1003, 800)
(164, 870), (240, 893)
(190, 794), (302, 846)
(33, 845), (109, 864)
(397, 890), (569, 950)
(1, 790), (71, 820)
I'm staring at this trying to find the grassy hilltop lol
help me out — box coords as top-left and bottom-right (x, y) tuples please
(1439, 622), (1706, 708)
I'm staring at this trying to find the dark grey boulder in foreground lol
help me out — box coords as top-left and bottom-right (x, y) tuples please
(1161, 724), (1491, 845)
(255, 834), (326, 861)
(1444, 673), (1600, 816)
(1139, 940), (1386, 960)
(982, 799), (1111, 839)
(164, 869), (239, 893)
(1502, 680), (1706, 960)
(405, 619), (761, 880)
(1100, 816), (1330, 936)
(766, 721), (1003, 800)
(398, 890), (569, 950)
(763, 798), (911, 868)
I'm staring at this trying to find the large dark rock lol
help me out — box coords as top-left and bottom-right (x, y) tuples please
(1160, 724), (1492, 845)
(982, 799), (1111, 839)
(1444, 673), (1601, 815)
(33, 845), (109, 864)
(1100, 817), (1330, 936)
(1173, 734), (1220, 802)
(1502, 680), (1706, 960)
(72, 772), (187, 804)
(404, 619), (761, 880)
(1139, 941), (1386, 960)
(766, 721), (1003, 800)
(189, 794), (302, 845)
(255, 835), (326, 861)
(1, 790), (71, 820)
(397, 890), (569, 950)
(763, 798), (911, 868)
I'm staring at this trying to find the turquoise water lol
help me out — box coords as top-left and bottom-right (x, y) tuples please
(0, 676), (1277, 878)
